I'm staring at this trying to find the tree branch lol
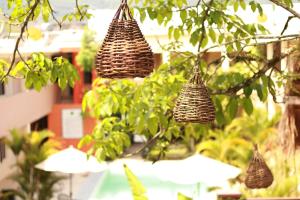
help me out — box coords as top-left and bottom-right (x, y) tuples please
(1, 0), (40, 81)
(268, 0), (300, 19)
(210, 49), (297, 95)
(201, 34), (300, 54)
(75, 0), (84, 20)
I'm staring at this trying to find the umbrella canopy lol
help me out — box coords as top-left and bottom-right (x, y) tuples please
(152, 154), (241, 186)
(36, 145), (107, 174)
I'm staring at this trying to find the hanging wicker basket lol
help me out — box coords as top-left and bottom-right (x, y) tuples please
(245, 144), (273, 189)
(95, 0), (154, 78)
(173, 71), (215, 123)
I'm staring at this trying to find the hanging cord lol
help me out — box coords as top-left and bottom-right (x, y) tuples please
(113, 0), (133, 20)
(192, 0), (202, 77)
(251, 143), (261, 163)
(191, 0), (214, 84)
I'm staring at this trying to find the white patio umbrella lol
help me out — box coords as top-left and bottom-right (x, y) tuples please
(152, 154), (241, 186)
(36, 145), (107, 199)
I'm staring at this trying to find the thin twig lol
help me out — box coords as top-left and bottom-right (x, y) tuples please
(46, 0), (62, 28)
(75, 0), (84, 20)
(281, 16), (296, 35)
(17, 49), (31, 70)
(123, 129), (164, 158)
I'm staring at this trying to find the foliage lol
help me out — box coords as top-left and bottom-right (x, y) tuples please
(1, 0), (300, 198)
(10, 53), (79, 91)
(177, 193), (192, 200)
(0, 129), (65, 200)
(76, 28), (98, 72)
(79, 60), (215, 160)
(133, 0), (268, 49)
(80, 45), (288, 161)
(196, 108), (281, 169)
(0, 0), (89, 88)
(124, 164), (148, 200)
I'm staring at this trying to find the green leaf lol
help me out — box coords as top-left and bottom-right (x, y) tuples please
(178, 193), (192, 200)
(233, 1), (239, 12)
(240, 0), (246, 10)
(255, 84), (268, 102)
(218, 34), (224, 44)
(242, 98), (253, 115)
(227, 98), (238, 119)
(42, 0), (50, 22)
(243, 86), (252, 97)
(78, 135), (92, 148)
(168, 26), (174, 39)
(201, 36), (209, 48)
(250, 1), (256, 12)
(174, 28), (181, 40)
(95, 148), (106, 161)
(257, 4), (263, 15)
(180, 10), (187, 22)
(139, 8), (146, 22)
(190, 29), (200, 46)
(25, 72), (33, 88)
(208, 28), (216, 42)
(157, 13), (164, 25)
(177, 0), (184, 8)
(124, 164), (148, 200)
(148, 116), (159, 135)
(147, 8), (156, 20)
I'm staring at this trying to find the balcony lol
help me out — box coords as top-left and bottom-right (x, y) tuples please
(0, 85), (56, 136)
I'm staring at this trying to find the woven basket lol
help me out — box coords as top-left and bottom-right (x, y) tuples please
(245, 144), (273, 189)
(173, 71), (215, 123)
(95, 0), (154, 78)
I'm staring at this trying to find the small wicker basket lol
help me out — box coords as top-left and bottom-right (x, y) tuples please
(245, 144), (273, 189)
(95, 0), (154, 78)
(173, 70), (215, 123)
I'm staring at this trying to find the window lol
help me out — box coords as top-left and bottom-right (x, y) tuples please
(31, 115), (48, 131)
(84, 71), (92, 84)
(0, 139), (5, 163)
(0, 82), (4, 95)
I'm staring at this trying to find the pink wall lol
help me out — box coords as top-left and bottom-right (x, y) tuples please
(0, 85), (56, 136)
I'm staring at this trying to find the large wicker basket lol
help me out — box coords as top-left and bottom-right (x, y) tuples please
(95, 0), (154, 78)
(245, 144), (273, 189)
(173, 71), (215, 123)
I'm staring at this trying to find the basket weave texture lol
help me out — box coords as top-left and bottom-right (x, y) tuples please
(95, 0), (154, 78)
(173, 71), (215, 123)
(245, 145), (273, 189)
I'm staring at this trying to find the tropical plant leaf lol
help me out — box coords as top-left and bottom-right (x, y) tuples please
(124, 164), (148, 200)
